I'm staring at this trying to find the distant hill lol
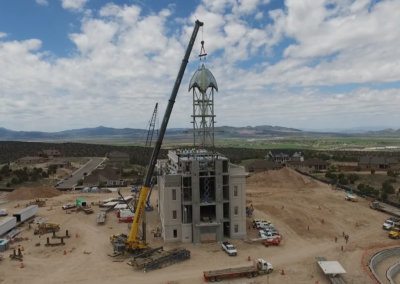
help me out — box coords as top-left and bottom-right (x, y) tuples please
(0, 125), (398, 141)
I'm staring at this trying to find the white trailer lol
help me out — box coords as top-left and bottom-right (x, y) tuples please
(0, 217), (17, 236)
(13, 205), (38, 222)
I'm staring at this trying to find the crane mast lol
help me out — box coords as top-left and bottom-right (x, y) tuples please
(125, 20), (204, 251)
(145, 103), (158, 148)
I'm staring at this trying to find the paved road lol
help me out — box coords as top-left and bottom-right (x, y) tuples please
(56, 157), (104, 189)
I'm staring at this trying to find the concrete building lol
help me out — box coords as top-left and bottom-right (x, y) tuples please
(157, 149), (246, 244)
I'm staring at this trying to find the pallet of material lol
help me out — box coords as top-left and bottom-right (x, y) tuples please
(97, 211), (106, 224)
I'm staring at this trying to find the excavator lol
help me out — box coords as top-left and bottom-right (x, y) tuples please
(109, 20), (204, 270)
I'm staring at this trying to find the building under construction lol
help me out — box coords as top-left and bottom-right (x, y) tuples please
(156, 63), (246, 244)
(156, 149), (246, 244)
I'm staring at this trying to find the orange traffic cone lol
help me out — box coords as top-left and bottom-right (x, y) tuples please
(248, 256), (251, 261)
(63, 250), (66, 255)
(20, 263), (24, 268)
(356, 222), (359, 227)
(21, 246), (24, 251)
(281, 269), (285, 275)
(75, 233), (78, 238)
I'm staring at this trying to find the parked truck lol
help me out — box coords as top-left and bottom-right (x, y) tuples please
(370, 201), (400, 218)
(0, 217), (17, 236)
(389, 227), (400, 239)
(383, 218), (400, 230)
(345, 194), (358, 202)
(0, 209), (7, 216)
(222, 242), (237, 256)
(203, 258), (273, 282)
(76, 198), (93, 214)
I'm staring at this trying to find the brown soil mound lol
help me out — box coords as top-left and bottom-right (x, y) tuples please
(247, 167), (319, 189)
(6, 187), (62, 201)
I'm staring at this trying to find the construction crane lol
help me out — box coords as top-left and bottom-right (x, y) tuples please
(112, 20), (204, 256)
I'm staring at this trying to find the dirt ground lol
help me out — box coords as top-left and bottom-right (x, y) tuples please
(0, 168), (398, 284)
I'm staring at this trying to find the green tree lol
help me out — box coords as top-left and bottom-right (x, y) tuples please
(371, 169), (375, 174)
(348, 174), (359, 184)
(77, 179), (83, 186)
(42, 172), (49, 178)
(382, 181), (395, 194)
(381, 192), (388, 200)
(6, 182), (10, 187)
(355, 166), (361, 172)
(11, 177), (19, 184)
(338, 173), (345, 179)
(30, 174), (38, 182)
(0, 165), (9, 174)
(388, 170), (394, 176)
(357, 183), (365, 190)
(339, 178), (349, 185)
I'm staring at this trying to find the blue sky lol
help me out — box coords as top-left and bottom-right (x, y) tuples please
(0, 0), (399, 132)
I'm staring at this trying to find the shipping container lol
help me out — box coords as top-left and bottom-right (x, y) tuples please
(76, 198), (87, 208)
(0, 217), (17, 236)
(13, 205), (39, 222)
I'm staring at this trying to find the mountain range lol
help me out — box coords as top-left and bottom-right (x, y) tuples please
(0, 125), (399, 142)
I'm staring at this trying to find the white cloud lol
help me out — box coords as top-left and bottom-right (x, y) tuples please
(0, 32), (7, 39)
(0, 1), (399, 132)
(255, 11), (263, 19)
(36, 0), (48, 6)
(61, 0), (89, 11)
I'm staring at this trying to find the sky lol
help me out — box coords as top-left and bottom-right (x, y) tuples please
(0, 0), (399, 132)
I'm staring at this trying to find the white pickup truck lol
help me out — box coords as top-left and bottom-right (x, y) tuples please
(222, 242), (237, 256)
(383, 218), (400, 230)
(0, 209), (7, 216)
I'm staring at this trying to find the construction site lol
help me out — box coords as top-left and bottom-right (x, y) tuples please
(1, 20), (400, 284)
(0, 168), (399, 284)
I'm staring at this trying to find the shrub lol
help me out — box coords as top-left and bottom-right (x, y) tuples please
(30, 175), (38, 182)
(371, 169), (375, 174)
(348, 173), (359, 184)
(355, 166), (361, 172)
(42, 172), (49, 178)
(11, 177), (19, 184)
(338, 173), (345, 179)
(381, 192), (388, 200)
(77, 179), (83, 186)
(6, 182), (10, 187)
(339, 178), (349, 185)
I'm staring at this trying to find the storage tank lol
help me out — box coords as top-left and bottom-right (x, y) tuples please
(13, 205), (39, 222)
(0, 217), (17, 236)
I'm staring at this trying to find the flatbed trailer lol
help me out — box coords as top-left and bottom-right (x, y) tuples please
(203, 259), (273, 282)
(370, 201), (400, 218)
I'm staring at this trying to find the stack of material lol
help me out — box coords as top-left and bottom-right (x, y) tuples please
(0, 239), (10, 252)
(6, 187), (61, 201)
(97, 211), (107, 224)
